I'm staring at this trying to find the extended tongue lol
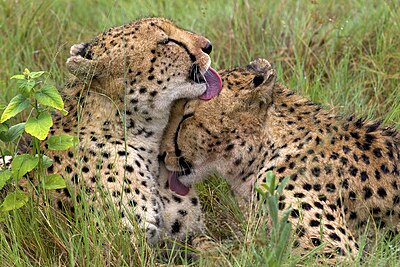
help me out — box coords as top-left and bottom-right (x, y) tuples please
(168, 171), (190, 196)
(198, 67), (223, 100)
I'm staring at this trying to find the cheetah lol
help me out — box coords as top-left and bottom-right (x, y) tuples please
(161, 58), (399, 262)
(1, 18), (222, 245)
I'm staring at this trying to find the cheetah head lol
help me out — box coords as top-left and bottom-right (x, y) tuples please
(66, 18), (222, 111)
(161, 58), (276, 195)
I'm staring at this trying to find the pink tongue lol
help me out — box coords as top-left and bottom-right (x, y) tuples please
(198, 67), (223, 100)
(168, 171), (190, 196)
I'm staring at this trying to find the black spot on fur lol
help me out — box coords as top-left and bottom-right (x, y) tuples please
(339, 179), (349, 190)
(363, 186), (373, 199)
(125, 165), (134, 173)
(295, 225), (306, 237)
(314, 201), (323, 209)
(326, 183), (336, 192)
(381, 164), (389, 174)
(286, 184), (294, 190)
(313, 184), (321, 191)
(373, 148), (382, 158)
(171, 220), (181, 234)
(329, 233), (341, 242)
(349, 166), (358, 176)
(173, 195), (182, 203)
(303, 183), (312, 191)
(311, 167), (320, 177)
(326, 214), (335, 221)
(294, 192), (305, 198)
(377, 187), (387, 198)
(301, 202), (312, 210)
(360, 171), (369, 181)
(310, 220), (320, 227)
(191, 197), (198, 206)
(291, 209), (300, 218)
(361, 154), (370, 164)
(311, 238), (321, 246)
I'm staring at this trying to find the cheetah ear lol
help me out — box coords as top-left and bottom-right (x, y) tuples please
(66, 43), (103, 79)
(246, 58), (276, 105)
(253, 68), (276, 104)
(246, 58), (273, 76)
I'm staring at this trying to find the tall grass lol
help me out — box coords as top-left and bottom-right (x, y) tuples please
(1, 0), (399, 266)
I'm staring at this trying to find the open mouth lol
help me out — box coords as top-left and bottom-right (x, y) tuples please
(190, 64), (222, 100)
(167, 157), (192, 196)
(168, 171), (190, 196)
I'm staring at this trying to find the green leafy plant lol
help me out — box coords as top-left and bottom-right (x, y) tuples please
(255, 171), (294, 267)
(0, 69), (77, 212)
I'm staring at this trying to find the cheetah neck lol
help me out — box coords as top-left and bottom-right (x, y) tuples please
(58, 84), (169, 158)
(225, 86), (338, 198)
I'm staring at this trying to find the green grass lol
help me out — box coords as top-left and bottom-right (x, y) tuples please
(1, 0), (399, 266)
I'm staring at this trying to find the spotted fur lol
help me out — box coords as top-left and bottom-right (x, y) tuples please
(162, 58), (400, 262)
(3, 18), (218, 245)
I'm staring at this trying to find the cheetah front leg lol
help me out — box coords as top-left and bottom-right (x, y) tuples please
(95, 167), (164, 245)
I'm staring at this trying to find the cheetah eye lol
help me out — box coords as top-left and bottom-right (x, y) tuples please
(159, 38), (170, 45)
(158, 38), (176, 46)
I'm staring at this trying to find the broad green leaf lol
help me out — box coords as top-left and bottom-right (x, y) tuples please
(0, 170), (11, 190)
(11, 154), (39, 180)
(34, 85), (64, 111)
(41, 155), (53, 169)
(33, 154), (53, 169)
(10, 74), (25, 80)
(25, 111), (53, 140)
(0, 191), (29, 211)
(0, 123), (25, 142)
(0, 94), (30, 123)
(17, 79), (36, 96)
(30, 71), (47, 79)
(0, 123), (7, 133)
(47, 134), (78, 150)
(43, 174), (66, 190)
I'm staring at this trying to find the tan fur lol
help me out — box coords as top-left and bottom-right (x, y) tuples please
(162, 58), (400, 262)
(12, 17), (218, 245)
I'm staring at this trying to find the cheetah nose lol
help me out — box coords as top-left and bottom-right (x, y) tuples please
(201, 42), (212, 55)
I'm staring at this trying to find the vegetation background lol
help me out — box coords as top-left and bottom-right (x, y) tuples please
(0, 0), (399, 266)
